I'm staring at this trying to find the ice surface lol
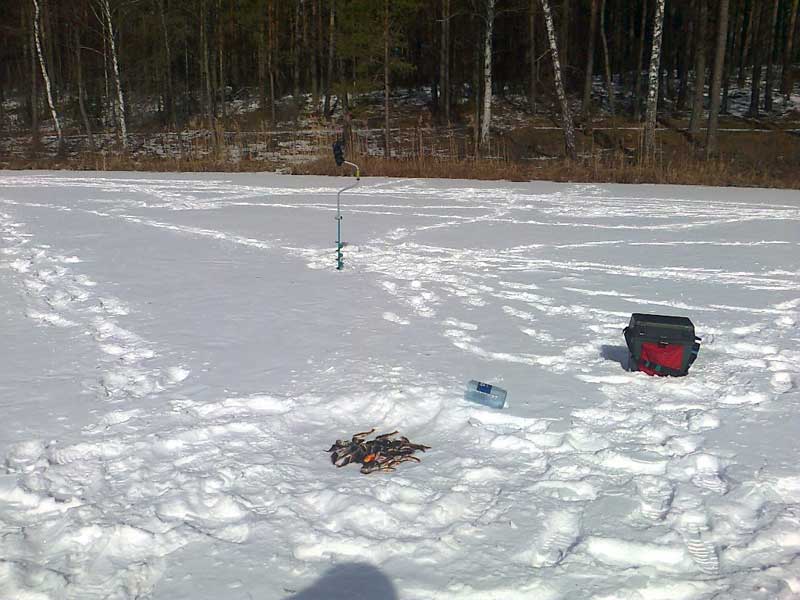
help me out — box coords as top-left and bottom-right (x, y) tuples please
(0, 172), (799, 598)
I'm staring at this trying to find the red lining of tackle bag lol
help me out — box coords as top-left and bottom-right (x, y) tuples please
(639, 342), (684, 376)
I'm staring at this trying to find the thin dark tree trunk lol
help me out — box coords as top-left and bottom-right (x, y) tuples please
(201, 0), (214, 125)
(560, 0), (569, 81)
(268, 0), (276, 123)
(782, 0), (800, 95)
(763, 0), (780, 112)
(311, 0), (319, 112)
(29, 1), (39, 145)
(677, 2), (694, 111)
(706, 0), (731, 158)
(689, 0), (708, 136)
(738, 0), (754, 87)
(582, 0), (599, 115)
(293, 0), (301, 103)
(324, 0), (335, 119)
(74, 23), (94, 151)
(722, 0), (740, 113)
(384, 0), (390, 157)
(441, 0), (451, 122)
(158, 0), (175, 127)
(217, 0), (226, 118)
(634, 0), (647, 120)
(600, 0), (614, 115)
(529, 0), (537, 112)
(748, 1), (764, 116)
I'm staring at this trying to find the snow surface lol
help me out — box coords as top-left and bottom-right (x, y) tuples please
(1, 171), (799, 599)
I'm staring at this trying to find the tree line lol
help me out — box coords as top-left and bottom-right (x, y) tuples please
(0, 0), (798, 160)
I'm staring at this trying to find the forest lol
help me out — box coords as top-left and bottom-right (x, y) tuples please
(0, 0), (798, 184)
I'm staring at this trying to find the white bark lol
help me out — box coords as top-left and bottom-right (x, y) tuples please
(479, 0), (495, 150)
(644, 0), (665, 157)
(101, 0), (127, 146)
(32, 0), (62, 147)
(540, 0), (576, 160)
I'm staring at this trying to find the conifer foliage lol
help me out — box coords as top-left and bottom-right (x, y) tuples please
(0, 0), (798, 158)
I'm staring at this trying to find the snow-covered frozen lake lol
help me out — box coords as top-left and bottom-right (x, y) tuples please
(1, 171), (799, 599)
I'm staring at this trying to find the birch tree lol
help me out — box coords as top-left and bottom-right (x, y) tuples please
(644, 0), (665, 158)
(540, 0), (576, 160)
(32, 0), (62, 151)
(99, 0), (127, 146)
(479, 0), (495, 151)
(706, 0), (731, 158)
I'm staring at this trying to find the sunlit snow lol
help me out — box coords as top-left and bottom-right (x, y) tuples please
(1, 171), (799, 599)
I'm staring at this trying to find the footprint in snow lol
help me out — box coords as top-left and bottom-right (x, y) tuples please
(529, 509), (582, 568)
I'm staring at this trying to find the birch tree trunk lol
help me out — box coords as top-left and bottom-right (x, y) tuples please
(32, 0), (62, 150)
(644, 0), (666, 158)
(706, 0), (731, 158)
(782, 0), (799, 95)
(688, 0), (707, 136)
(384, 0), (390, 157)
(634, 0), (647, 120)
(101, 0), (127, 147)
(582, 0), (599, 115)
(763, 0), (780, 112)
(479, 0), (495, 151)
(540, 0), (576, 160)
(600, 0), (614, 115)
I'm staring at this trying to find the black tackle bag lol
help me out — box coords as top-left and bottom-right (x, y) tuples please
(623, 313), (701, 377)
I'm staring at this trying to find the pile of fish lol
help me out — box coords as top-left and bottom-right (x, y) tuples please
(327, 428), (431, 474)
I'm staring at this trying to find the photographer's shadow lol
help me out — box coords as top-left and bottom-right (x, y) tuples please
(286, 562), (397, 600)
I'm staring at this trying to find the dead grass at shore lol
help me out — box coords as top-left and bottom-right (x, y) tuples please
(295, 153), (800, 189)
(2, 150), (798, 190)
